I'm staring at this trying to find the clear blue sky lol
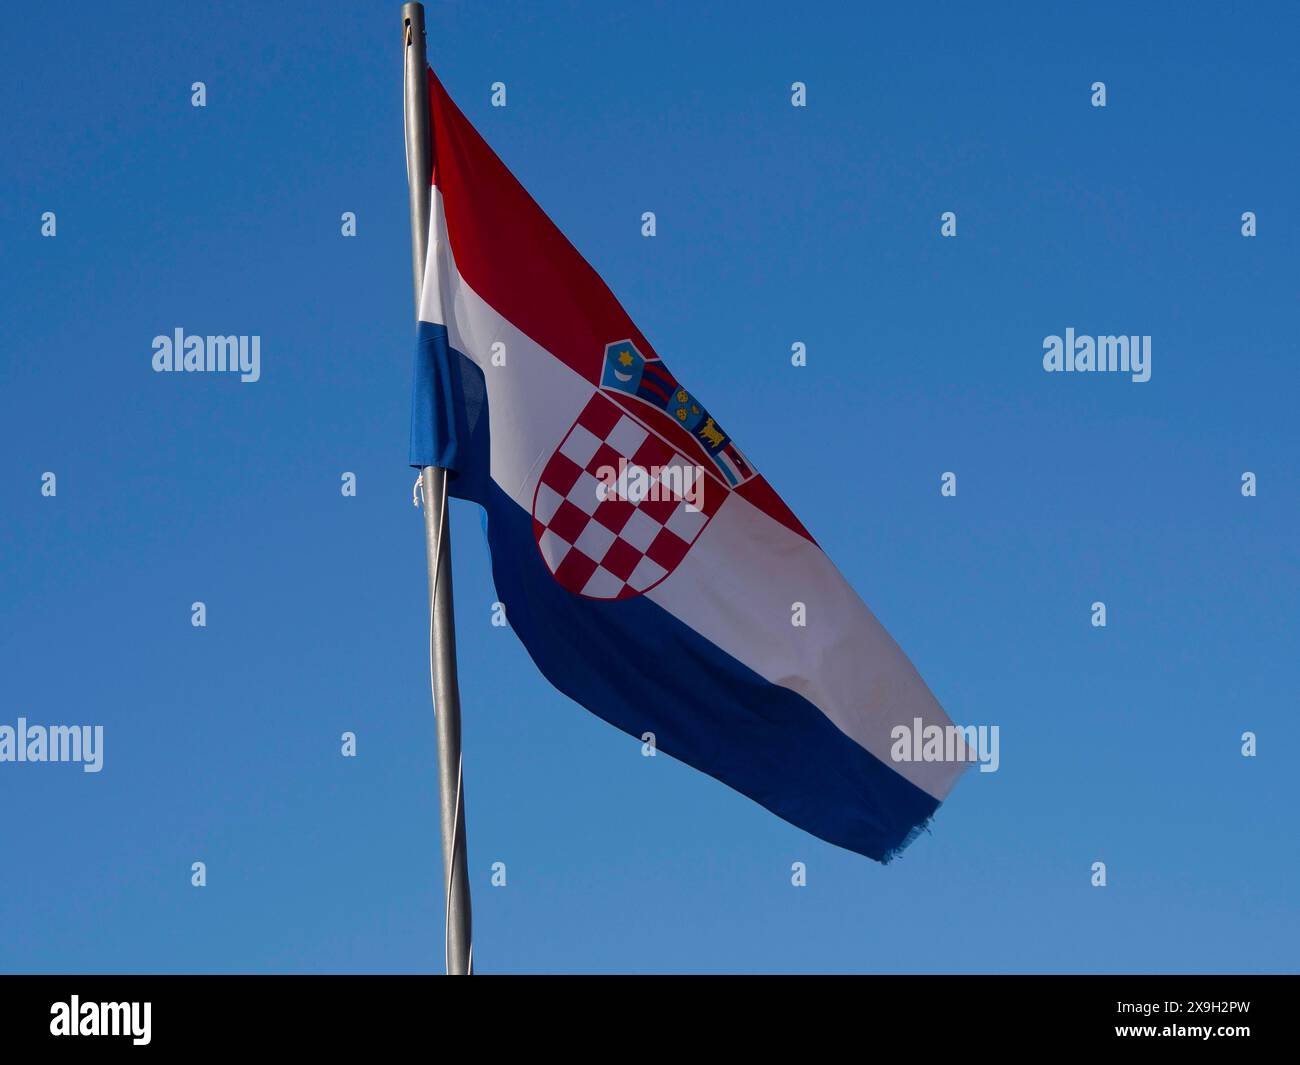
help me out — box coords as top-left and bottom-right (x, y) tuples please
(1, 1), (1296, 973)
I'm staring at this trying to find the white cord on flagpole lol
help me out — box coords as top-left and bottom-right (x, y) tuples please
(406, 6), (470, 976)
(415, 470), (472, 976)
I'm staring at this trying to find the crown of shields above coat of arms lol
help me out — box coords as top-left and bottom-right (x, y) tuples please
(599, 340), (756, 489)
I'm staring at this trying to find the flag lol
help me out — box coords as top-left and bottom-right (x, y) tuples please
(409, 68), (966, 861)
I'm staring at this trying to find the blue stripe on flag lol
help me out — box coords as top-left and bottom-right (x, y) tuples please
(411, 324), (940, 861)
(482, 478), (939, 861)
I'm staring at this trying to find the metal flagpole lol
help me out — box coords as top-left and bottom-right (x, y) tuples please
(402, 0), (473, 976)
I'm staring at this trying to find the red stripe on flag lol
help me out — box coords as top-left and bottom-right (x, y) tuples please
(427, 67), (814, 547)
(429, 67), (646, 387)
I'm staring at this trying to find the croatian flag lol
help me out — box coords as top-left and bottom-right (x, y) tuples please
(409, 68), (965, 861)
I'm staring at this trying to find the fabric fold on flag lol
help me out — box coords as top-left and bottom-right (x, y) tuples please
(409, 66), (966, 861)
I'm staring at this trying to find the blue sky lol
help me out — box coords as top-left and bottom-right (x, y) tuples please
(1, 1), (1296, 973)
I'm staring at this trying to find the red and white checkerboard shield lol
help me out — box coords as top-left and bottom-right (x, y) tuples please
(531, 393), (725, 599)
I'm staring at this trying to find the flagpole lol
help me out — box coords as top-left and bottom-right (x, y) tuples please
(402, 0), (473, 976)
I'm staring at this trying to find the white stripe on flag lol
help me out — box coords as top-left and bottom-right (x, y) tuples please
(420, 189), (963, 799)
